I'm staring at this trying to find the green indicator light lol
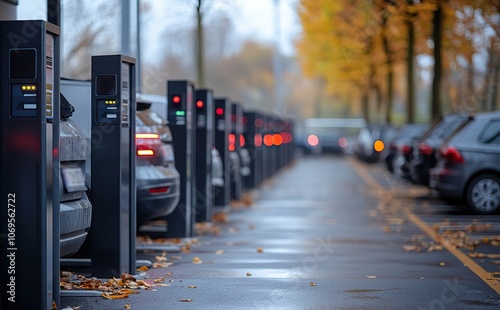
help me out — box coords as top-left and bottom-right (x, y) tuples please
(175, 111), (186, 116)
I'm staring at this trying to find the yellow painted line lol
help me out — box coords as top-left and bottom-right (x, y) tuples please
(348, 158), (500, 295)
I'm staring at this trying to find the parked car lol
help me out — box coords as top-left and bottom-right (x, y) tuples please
(211, 147), (224, 187)
(61, 80), (181, 229)
(59, 94), (92, 257)
(385, 123), (429, 178)
(409, 113), (471, 185)
(136, 100), (180, 226)
(430, 112), (500, 214)
(355, 124), (398, 163)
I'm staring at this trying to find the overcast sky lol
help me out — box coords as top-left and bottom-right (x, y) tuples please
(16, 0), (301, 57)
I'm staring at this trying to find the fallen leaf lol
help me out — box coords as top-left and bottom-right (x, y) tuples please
(152, 262), (174, 268)
(246, 272), (252, 276)
(154, 278), (165, 283)
(439, 262), (446, 267)
(155, 255), (167, 262)
(188, 285), (197, 288)
(309, 282), (316, 286)
(403, 245), (418, 252)
(170, 256), (182, 260)
(179, 299), (192, 302)
(192, 257), (202, 264)
(136, 266), (148, 272)
(124, 305), (131, 309)
(257, 247), (264, 253)
(215, 250), (224, 255)
(102, 292), (129, 299)
(366, 275), (377, 279)
(165, 272), (173, 276)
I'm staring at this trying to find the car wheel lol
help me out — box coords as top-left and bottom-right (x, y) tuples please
(466, 174), (500, 215)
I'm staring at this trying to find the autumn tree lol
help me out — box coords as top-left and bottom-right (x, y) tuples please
(296, 0), (500, 123)
(61, 1), (119, 79)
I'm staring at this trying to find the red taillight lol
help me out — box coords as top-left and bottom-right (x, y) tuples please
(440, 146), (464, 164)
(307, 134), (319, 147)
(338, 136), (348, 148)
(136, 133), (160, 156)
(148, 186), (170, 194)
(137, 146), (154, 156)
(419, 142), (433, 156)
(400, 145), (411, 154)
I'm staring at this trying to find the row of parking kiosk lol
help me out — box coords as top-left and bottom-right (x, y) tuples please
(0, 20), (294, 309)
(166, 80), (295, 238)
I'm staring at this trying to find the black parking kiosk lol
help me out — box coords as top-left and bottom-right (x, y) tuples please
(1, 20), (60, 309)
(166, 80), (196, 237)
(243, 112), (261, 189)
(230, 102), (243, 200)
(91, 54), (136, 277)
(195, 89), (214, 223)
(214, 98), (231, 211)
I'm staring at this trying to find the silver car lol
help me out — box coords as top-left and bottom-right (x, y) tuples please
(430, 111), (500, 214)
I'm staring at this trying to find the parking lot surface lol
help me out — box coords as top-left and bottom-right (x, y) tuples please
(61, 155), (500, 309)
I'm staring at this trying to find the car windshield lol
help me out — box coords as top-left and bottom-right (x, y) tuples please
(432, 119), (466, 140)
(441, 117), (474, 146)
(396, 124), (428, 140)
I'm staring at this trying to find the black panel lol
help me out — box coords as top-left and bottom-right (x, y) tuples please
(96, 74), (117, 96)
(9, 49), (36, 79)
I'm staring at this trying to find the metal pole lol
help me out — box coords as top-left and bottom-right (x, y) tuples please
(136, 0), (142, 93)
(121, 0), (131, 56)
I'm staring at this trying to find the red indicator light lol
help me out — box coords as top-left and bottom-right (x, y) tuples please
(228, 144), (235, 152)
(280, 132), (291, 144)
(264, 134), (273, 147)
(255, 118), (264, 128)
(240, 135), (245, 147)
(254, 134), (262, 147)
(196, 100), (204, 108)
(273, 134), (283, 146)
(216, 108), (224, 116)
(228, 134), (236, 144)
(172, 95), (181, 104)
(242, 117), (248, 125)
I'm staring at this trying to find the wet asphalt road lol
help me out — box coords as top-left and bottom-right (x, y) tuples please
(61, 155), (500, 310)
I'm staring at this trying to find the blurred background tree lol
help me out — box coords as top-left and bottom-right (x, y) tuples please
(296, 0), (500, 124)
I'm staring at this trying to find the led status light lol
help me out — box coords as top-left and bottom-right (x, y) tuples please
(216, 108), (224, 116)
(172, 95), (181, 104)
(175, 111), (186, 116)
(196, 100), (204, 108)
(22, 85), (36, 91)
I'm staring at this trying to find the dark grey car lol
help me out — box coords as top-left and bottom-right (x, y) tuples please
(430, 111), (500, 214)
